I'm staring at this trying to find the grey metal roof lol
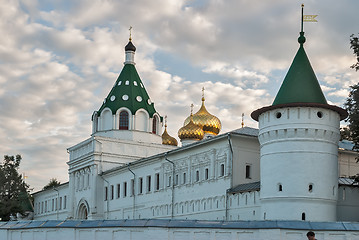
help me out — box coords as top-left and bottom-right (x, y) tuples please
(231, 127), (259, 137)
(227, 181), (260, 194)
(339, 177), (359, 186)
(339, 140), (355, 151)
(1, 219), (359, 231)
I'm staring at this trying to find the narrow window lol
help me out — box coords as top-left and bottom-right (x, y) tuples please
(123, 182), (127, 197)
(64, 196), (67, 209)
(155, 173), (160, 191)
(175, 174), (179, 186)
(220, 164), (225, 176)
(104, 186), (108, 201)
(52, 199), (54, 211)
(302, 212), (306, 221)
(117, 184), (121, 198)
(139, 178), (143, 194)
(343, 188), (346, 200)
(168, 176), (171, 187)
(147, 175), (151, 192)
(152, 117), (157, 134)
(245, 165), (251, 179)
(111, 185), (114, 200)
(308, 184), (313, 192)
(131, 179), (135, 196)
(205, 168), (209, 180)
(45, 201), (47, 212)
(119, 111), (129, 130)
(183, 173), (186, 184)
(59, 197), (62, 210)
(196, 170), (200, 182)
(279, 184), (282, 192)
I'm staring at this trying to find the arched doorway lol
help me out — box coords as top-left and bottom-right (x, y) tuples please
(76, 200), (89, 219)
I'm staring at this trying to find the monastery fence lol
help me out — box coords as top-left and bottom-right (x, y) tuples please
(1, 219), (359, 240)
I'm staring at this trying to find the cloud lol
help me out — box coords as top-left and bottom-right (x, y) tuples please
(0, 0), (357, 191)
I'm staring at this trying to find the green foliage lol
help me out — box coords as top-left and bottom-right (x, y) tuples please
(0, 155), (29, 221)
(340, 126), (352, 141)
(43, 178), (61, 190)
(345, 84), (359, 151)
(350, 34), (359, 71)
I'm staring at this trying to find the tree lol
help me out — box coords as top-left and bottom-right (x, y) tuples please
(350, 34), (359, 71)
(0, 155), (30, 221)
(344, 84), (359, 151)
(43, 178), (61, 190)
(340, 126), (352, 141)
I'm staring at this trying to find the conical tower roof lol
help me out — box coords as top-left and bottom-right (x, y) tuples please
(251, 32), (347, 121)
(98, 40), (157, 117)
(272, 32), (327, 105)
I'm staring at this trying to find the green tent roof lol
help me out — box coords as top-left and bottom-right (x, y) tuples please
(98, 64), (157, 117)
(272, 32), (327, 105)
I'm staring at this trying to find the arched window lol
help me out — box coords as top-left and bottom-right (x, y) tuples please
(152, 117), (157, 134)
(302, 212), (306, 221)
(119, 111), (129, 130)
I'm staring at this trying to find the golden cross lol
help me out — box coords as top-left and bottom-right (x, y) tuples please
(202, 87), (205, 97)
(241, 113), (245, 128)
(190, 103), (194, 114)
(165, 115), (168, 127)
(129, 26), (133, 41)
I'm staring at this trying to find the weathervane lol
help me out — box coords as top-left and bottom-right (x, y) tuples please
(301, 4), (318, 33)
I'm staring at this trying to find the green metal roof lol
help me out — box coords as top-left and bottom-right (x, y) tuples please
(98, 64), (157, 117)
(272, 32), (327, 105)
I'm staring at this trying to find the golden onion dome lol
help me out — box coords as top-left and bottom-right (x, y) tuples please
(184, 91), (221, 135)
(162, 120), (178, 146)
(178, 113), (204, 140)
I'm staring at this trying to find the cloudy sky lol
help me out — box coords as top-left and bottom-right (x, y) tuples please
(1, 0), (358, 191)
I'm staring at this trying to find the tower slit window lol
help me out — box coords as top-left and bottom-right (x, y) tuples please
(119, 111), (129, 130)
(308, 184), (313, 192)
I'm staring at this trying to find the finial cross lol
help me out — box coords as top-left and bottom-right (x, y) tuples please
(190, 103), (194, 114)
(129, 26), (133, 41)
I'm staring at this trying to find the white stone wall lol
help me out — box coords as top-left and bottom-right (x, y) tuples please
(338, 150), (359, 178)
(258, 107), (341, 221)
(337, 185), (359, 221)
(2, 222), (359, 240)
(33, 183), (69, 220)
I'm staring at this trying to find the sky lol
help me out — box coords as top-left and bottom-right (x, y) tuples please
(0, 0), (358, 191)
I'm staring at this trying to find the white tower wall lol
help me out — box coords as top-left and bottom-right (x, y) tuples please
(258, 107), (340, 221)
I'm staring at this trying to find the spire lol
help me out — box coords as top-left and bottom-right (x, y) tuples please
(272, 4), (326, 106)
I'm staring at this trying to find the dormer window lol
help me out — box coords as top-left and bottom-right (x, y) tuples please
(119, 111), (129, 130)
